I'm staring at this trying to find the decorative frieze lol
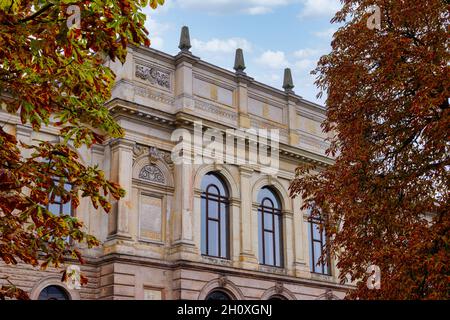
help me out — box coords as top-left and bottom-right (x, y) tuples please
(134, 86), (175, 105)
(194, 99), (237, 121)
(135, 64), (171, 90)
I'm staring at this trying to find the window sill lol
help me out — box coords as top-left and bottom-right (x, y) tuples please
(138, 238), (165, 246)
(310, 272), (333, 282)
(201, 255), (232, 266)
(258, 264), (287, 275)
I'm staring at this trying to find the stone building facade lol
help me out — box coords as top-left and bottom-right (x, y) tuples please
(0, 27), (350, 300)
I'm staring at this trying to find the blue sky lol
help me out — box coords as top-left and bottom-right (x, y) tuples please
(142, 0), (342, 104)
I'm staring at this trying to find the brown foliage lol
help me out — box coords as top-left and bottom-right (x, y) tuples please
(0, 0), (163, 299)
(289, 0), (449, 299)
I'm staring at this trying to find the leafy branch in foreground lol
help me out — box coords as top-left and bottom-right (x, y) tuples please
(290, 0), (449, 299)
(0, 0), (164, 299)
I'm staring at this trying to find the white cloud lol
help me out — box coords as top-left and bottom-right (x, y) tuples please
(294, 58), (315, 70)
(241, 6), (273, 15)
(175, 0), (292, 15)
(255, 50), (289, 69)
(313, 27), (337, 39)
(144, 17), (171, 50)
(293, 47), (326, 71)
(191, 37), (253, 53)
(294, 48), (323, 59)
(298, 0), (340, 18)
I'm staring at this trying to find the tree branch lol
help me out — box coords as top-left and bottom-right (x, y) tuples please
(19, 4), (55, 24)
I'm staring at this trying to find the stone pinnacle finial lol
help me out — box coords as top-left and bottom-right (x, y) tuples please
(234, 48), (246, 74)
(283, 68), (294, 93)
(178, 26), (191, 52)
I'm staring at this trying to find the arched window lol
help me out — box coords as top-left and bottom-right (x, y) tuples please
(201, 173), (230, 259)
(257, 187), (283, 267)
(308, 210), (331, 275)
(268, 295), (287, 300)
(38, 285), (70, 300)
(47, 178), (73, 217)
(205, 290), (232, 300)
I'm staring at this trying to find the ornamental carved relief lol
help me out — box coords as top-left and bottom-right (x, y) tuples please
(275, 282), (284, 294)
(133, 145), (173, 165)
(218, 275), (228, 287)
(138, 165), (165, 184)
(135, 64), (171, 90)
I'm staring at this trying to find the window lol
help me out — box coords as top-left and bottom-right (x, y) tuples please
(257, 187), (283, 267)
(205, 290), (232, 300)
(38, 285), (70, 300)
(201, 173), (230, 259)
(269, 295), (287, 300)
(308, 212), (331, 275)
(47, 178), (73, 216)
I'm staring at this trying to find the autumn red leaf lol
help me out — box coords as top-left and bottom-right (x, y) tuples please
(289, 0), (449, 299)
(0, 0), (163, 300)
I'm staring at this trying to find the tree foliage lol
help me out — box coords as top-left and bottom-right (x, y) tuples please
(0, 0), (164, 299)
(289, 0), (449, 299)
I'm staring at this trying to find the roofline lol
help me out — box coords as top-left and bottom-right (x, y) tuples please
(131, 45), (327, 109)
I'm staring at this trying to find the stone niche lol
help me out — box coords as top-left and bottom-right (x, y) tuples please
(139, 194), (163, 241)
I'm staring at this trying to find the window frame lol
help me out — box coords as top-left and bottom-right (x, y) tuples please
(46, 178), (74, 217)
(308, 215), (331, 275)
(201, 173), (230, 259)
(257, 188), (284, 268)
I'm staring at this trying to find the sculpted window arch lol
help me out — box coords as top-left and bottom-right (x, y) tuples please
(201, 173), (230, 259)
(257, 187), (283, 267)
(138, 164), (165, 184)
(205, 290), (232, 301)
(38, 285), (70, 300)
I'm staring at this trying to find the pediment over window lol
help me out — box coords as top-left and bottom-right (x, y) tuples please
(138, 165), (165, 184)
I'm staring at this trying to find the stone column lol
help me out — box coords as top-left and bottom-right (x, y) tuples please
(236, 76), (251, 129)
(174, 58), (194, 112)
(89, 144), (108, 241)
(239, 166), (258, 268)
(282, 68), (301, 146)
(174, 31), (200, 114)
(15, 124), (33, 158)
(293, 197), (310, 277)
(283, 210), (295, 276)
(287, 93), (300, 146)
(108, 138), (135, 240)
(105, 46), (134, 82)
(172, 159), (196, 258)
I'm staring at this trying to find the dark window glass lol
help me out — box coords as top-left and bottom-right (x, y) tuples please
(205, 290), (232, 300)
(47, 179), (73, 216)
(38, 285), (69, 300)
(269, 295), (287, 300)
(201, 173), (230, 259)
(308, 211), (331, 275)
(257, 187), (283, 267)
